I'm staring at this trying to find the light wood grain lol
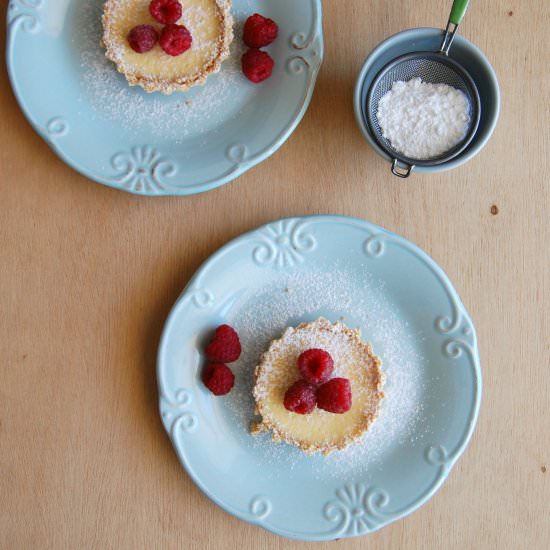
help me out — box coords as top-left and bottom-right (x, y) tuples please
(1, 1), (549, 548)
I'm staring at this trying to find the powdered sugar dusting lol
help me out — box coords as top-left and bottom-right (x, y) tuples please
(377, 77), (470, 159)
(224, 266), (429, 479)
(187, 5), (214, 52)
(74, 2), (253, 141)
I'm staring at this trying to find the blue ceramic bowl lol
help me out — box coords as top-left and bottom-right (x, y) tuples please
(354, 28), (500, 174)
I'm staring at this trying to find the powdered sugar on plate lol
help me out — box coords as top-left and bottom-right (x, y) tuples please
(74, 2), (253, 141)
(223, 266), (429, 480)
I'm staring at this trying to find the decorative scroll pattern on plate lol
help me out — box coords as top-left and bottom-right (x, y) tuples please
(161, 389), (198, 438)
(252, 218), (317, 268)
(324, 484), (392, 536)
(46, 117), (69, 138)
(8, 0), (43, 33)
(108, 146), (177, 194)
(249, 496), (272, 520)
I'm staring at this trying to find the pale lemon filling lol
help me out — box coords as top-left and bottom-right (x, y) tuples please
(259, 354), (379, 446)
(110, 0), (221, 79)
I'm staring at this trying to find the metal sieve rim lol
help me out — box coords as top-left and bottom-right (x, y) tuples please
(365, 52), (481, 172)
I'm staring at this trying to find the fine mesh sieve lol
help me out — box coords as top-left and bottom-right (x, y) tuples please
(365, 0), (481, 177)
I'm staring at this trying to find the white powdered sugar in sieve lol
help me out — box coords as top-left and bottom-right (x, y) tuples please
(376, 77), (470, 160)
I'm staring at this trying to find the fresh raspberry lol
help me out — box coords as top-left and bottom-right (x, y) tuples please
(298, 348), (334, 385)
(317, 378), (352, 414)
(127, 25), (158, 53)
(205, 324), (242, 362)
(283, 380), (317, 414)
(202, 363), (235, 396)
(243, 13), (279, 48)
(241, 49), (274, 83)
(149, 0), (182, 24)
(159, 24), (192, 56)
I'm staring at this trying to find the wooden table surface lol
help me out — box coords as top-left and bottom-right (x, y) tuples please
(1, 1), (549, 548)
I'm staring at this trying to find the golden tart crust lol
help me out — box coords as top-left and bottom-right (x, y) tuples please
(252, 318), (385, 455)
(102, 0), (233, 94)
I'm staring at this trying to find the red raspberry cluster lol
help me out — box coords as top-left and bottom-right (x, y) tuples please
(284, 349), (352, 415)
(127, 0), (192, 57)
(241, 13), (279, 83)
(201, 324), (242, 395)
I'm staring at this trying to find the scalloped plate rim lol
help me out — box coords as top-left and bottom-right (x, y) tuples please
(157, 214), (482, 540)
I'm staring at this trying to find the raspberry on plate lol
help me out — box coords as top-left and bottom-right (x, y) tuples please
(243, 13), (279, 48)
(241, 49), (274, 83)
(202, 363), (235, 396)
(127, 25), (158, 53)
(298, 348), (334, 385)
(159, 24), (192, 56)
(149, 0), (182, 25)
(205, 324), (242, 363)
(283, 380), (317, 414)
(317, 378), (352, 414)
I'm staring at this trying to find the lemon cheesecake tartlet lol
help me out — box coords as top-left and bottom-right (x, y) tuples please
(102, 0), (234, 94)
(252, 318), (385, 455)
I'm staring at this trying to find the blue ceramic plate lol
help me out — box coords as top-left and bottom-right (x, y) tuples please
(6, 0), (323, 195)
(158, 215), (481, 540)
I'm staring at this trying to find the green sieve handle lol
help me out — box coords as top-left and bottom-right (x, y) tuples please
(449, 0), (471, 26)
(440, 0), (471, 54)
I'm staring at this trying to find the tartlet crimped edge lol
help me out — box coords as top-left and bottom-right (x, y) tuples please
(252, 318), (385, 456)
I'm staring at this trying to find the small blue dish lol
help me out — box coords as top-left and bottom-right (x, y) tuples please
(6, 0), (323, 195)
(354, 28), (500, 174)
(158, 215), (482, 540)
